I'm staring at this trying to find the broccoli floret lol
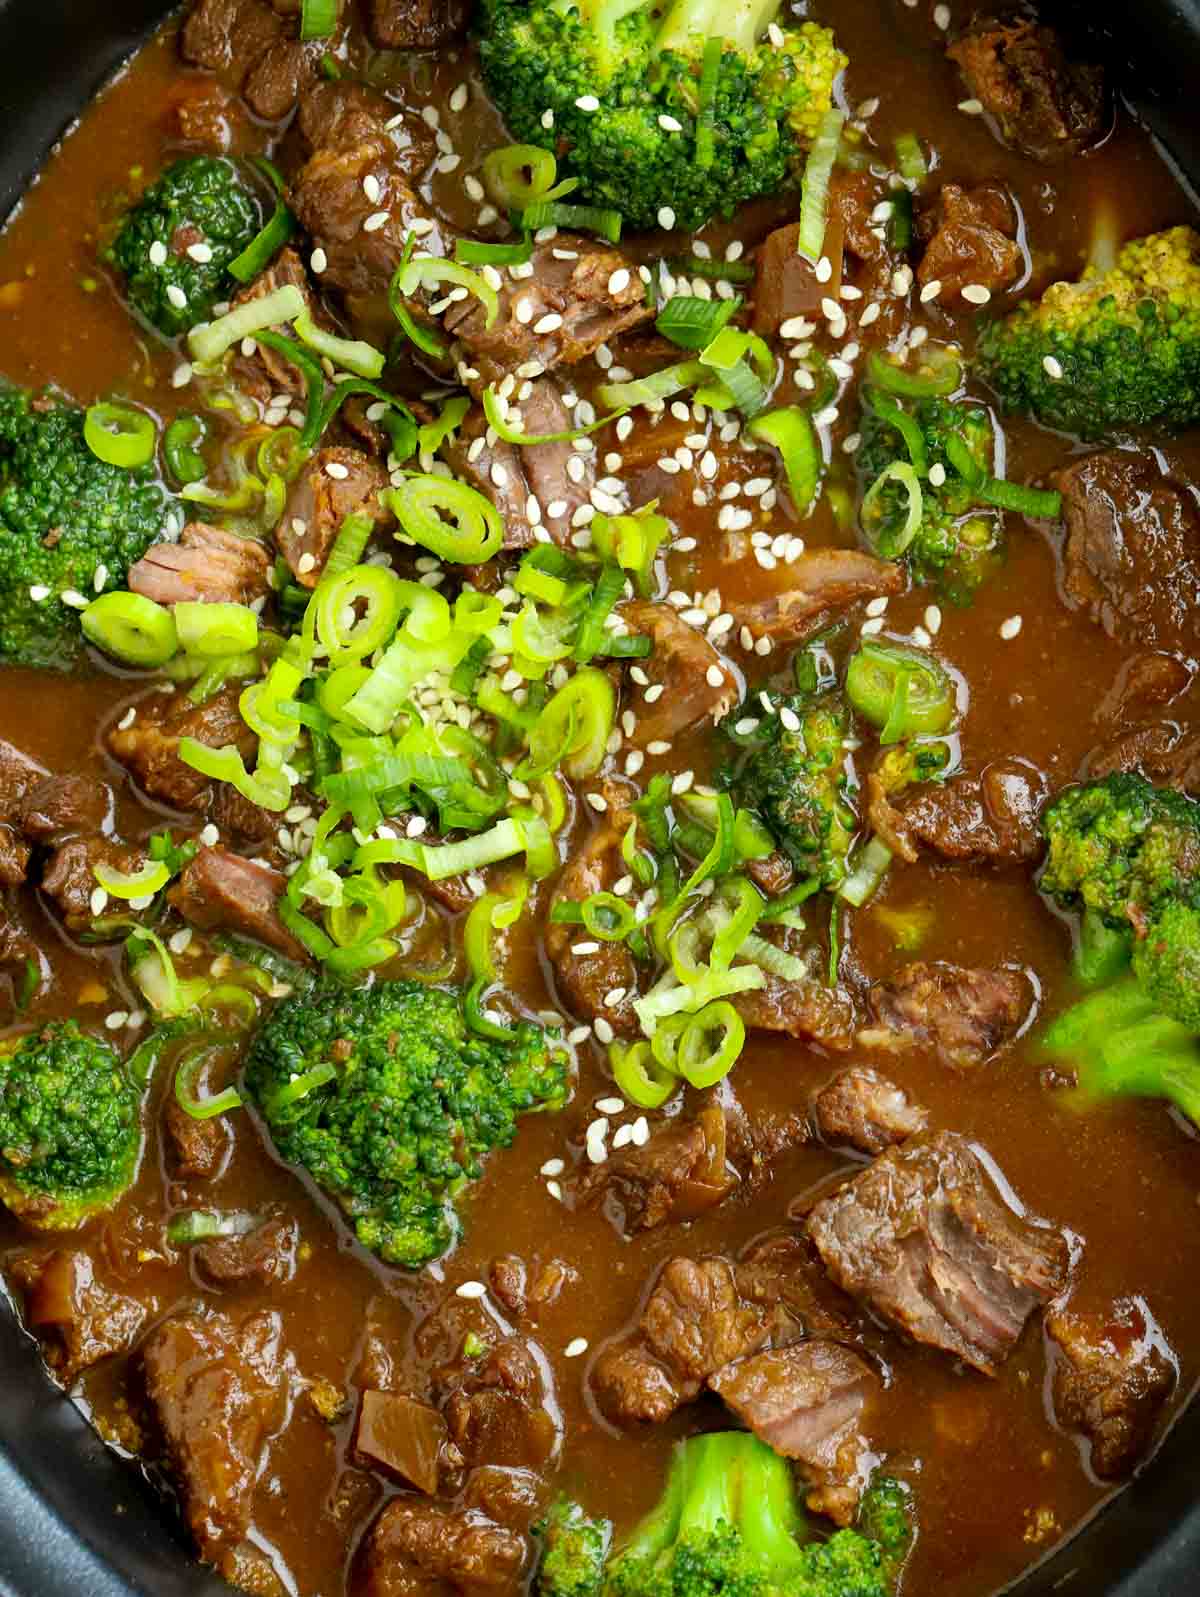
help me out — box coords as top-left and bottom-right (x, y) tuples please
(537, 1497), (613, 1597)
(605, 1432), (904, 1597)
(0, 387), (175, 670)
(105, 156), (262, 338)
(857, 393), (1002, 602)
(976, 226), (1200, 436)
(244, 980), (569, 1268)
(0, 1021), (142, 1229)
(722, 693), (856, 890)
(476, 0), (846, 232)
(854, 1479), (914, 1589)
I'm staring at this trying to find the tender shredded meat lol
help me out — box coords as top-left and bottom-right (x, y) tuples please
(1046, 1299), (1176, 1479)
(1088, 723), (1200, 793)
(806, 1132), (1070, 1375)
(861, 961), (1026, 1068)
(576, 1108), (735, 1234)
(947, 20), (1108, 162)
(917, 184), (1022, 303)
(230, 247), (330, 404)
(278, 447), (392, 588)
(709, 1342), (878, 1526)
(812, 1067), (928, 1156)
(169, 847), (312, 962)
(438, 1338), (557, 1473)
(107, 685), (255, 812)
(618, 601), (738, 744)
(141, 1310), (290, 1562)
(193, 1211), (299, 1289)
(128, 522), (272, 608)
(165, 1096), (232, 1182)
(545, 787), (639, 1035)
(728, 553), (905, 645)
(872, 760), (1048, 867)
(17, 774), (112, 843)
(181, 0), (318, 121)
(361, 1499), (527, 1597)
(733, 975), (857, 1051)
(366, 0), (470, 49)
(1054, 449), (1200, 653)
(13, 1250), (147, 1387)
(41, 835), (147, 932)
(640, 1256), (772, 1388)
(353, 1392), (450, 1493)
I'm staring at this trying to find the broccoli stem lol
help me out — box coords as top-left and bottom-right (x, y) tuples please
(655, 0), (783, 56)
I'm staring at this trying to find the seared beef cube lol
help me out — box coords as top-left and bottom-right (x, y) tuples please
(128, 522), (272, 608)
(752, 222), (827, 336)
(354, 1392), (450, 1493)
(576, 1108), (734, 1234)
(230, 247), (331, 404)
(193, 1210), (299, 1289)
(640, 1256), (771, 1386)
(42, 835), (148, 933)
(278, 446), (392, 587)
(807, 1132), (1070, 1375)
(443, 237), (653, 388)
(360, 1499), (527, 1597)
(13, 1250), (146, 1387)
(871, 759), (1046, 867)
(917, 184), (1021, 303)
(165, 1095), (232, 1182)
(181, 0), (317, 121)
(733, 975), (856, 1051)
(811, 1067), (927, 1156)
(17, 774), (113, 843)
(862, 961), (1026, 1068)
(1047, 1300), (1175, 1478)
(141, 1310), (289, 1561)
(1054, 450), (1200, 654)
(0, 825), (29, 886)
(107, 685), (255, 812)
(709, 1341), (877, 1526)
(947, 21), (1107, 163)
(590, 1340), (696, 1428)
(619, 601), (737, 745)
(169, 846), (312, 962)
(728, 552), (905, 646)
(439, 1338), (557, 1472)
(367, 0), (470, 49)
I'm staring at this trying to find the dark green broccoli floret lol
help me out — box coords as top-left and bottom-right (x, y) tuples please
(536, 1497), (613, 1597)
(476, 0), (846, 232)
(857, 393), (1002, 602)
(105, 156), (262, 338)
(605, 1432), (905, 1597)
(244, 980), (569, 1268)
(976, 226), (1200, 436)
(0, 1021), (142, 1229)
(722, 692), (856, 890)
(854, 1479), (914, 1589)
(0, 387), (175, 669)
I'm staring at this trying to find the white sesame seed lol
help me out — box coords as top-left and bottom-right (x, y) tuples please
(861, 616), (886, 637)
(546, 1179), (563, 1201)
(166, 284), (188, 310)
(199, 823), (219, 847)
(325, 461), (350, 480)
(450, 82), (469, 112)
(1043, 354), (1064, 381)
(815, 256), (834, 284)
(28, 584), (49, 602)
(455, 1280), (487, 1300)
(919, 279), (942, 303)
(934, 3), (950, 28)
(593, 1017), (615, 1044)
(961, 283), (991, 306)
(59, 590), (88, 609)
(596, 1097), (624, 1114)
(658, 207), (676, 230)
(534, 312), (564, 334)
(575, 94), (600, 111)
(149, 240), (168, 267)
(928, 462), (947, 488)
(362, 173), (382, 204)
(658, 114), (683, 132)
(105, 1011), (127, 1031)
(362, 210), (390, 233)
(924, 604), (942, 635)
(859, 302), (881, 329)
(865, 596), (890, 617)
(564, 1337), (589, 1358)
(1000, 615), (1023, 640)
(705, 664), (726, 688)
(310, 246), (328, 275)
(631, 1117), (650, 1146)
(541, 1157), (565, 1176)
(958, 98), (984, 115)
(90, 887), (109, 918)
(607, 267), (630, 296)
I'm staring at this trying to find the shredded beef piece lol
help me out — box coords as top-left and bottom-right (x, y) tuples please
(107, 685), (255, 812)
(0, 738), (43, 812)
(366, 0), (470, 49)
(618, 601), (737, 744)
(17, 774), (112, 843)
(1046, 1300), (1175, 1479)
(917, 184), (1021, 303)
(361, 1499), (527, 1597)
(165, 1095), (232, 1182)
(13, 1250), (147, 1387)
(169, 846), (312, 962)
(744, 849), (795, 897)
(576, 1108), (734, 1234)
(861, 961), (1026, 1068)
(733, 975), (857, 1051)
(128, 521), (272, 608)
(42, 835), (148, 932)
(812, 1067), (928, 1156)
(807, 1132), (1070, 1375)
(278, 447), (393, 588)
(947, 20), (1107, 162)
(230, 247), (330, 404)
(872, 759), (1047, 867)
(752, 223), (828, 335)
(193, 1211), (299, 1289)
(167, 80), (250, 152)
(728, 552), (905, 646)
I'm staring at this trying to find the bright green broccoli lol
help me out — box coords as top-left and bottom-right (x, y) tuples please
(243, 980), (569, 1268)
(857, 392), (1002, 602)
(721, 693), (856, 891)
(604, 1433), (908, 1597)
(105, 156), (263, 338)
(0, 1021), (142, 1229)
(976, 226), (1200, 436)
(476, 0), (846, 232)
(854, 1478), (914, 1589)
(536, 1497), (614, 1597)
(0, 386), (176, 670)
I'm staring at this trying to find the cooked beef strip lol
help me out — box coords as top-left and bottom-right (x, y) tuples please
(947, 20), (1108, 162)
(12, 1250), (147, 1387)
(1047, 1300), (1175, 1480)
(353, 1391), (450, 1493)
(733, 974), (857, 1051)
(128, 522), (273, 608)
(917, 184), (1022, 303)
(366, 0), (471, 49)
(230, 246), (330, 405)
(709, 1341), (878, 1526)
(193, 1210), (299, 1289)
(861, 961), (1026, 1068)
(812, 1067), (928, 1156)
(727, 552), (906, 646)
(41, 835), (148, 933)
(17, 774), (113, 843)
(437, 1338), (558, 1474)
(107, 685), (255, 812)
(575, 1108), (735, 1234)
(360, 1499), (527, 1597)
(278, 446), (393, 588)
(141, 1310), (290, 1562)
(870, 759), (1047, 867)
(1053, 449), (1200, 653)
(169, 847), (312, 962)
(806, 1132), (1071, 1375)
(1087, 722), (1200, 793)
(618, 601), (738, 745)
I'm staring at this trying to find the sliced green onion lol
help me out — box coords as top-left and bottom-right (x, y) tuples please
(591, 505), (667, 598)
(229, 156), (295, 283)
(393, 255), (498, 329)
(320, 379), (417, 460)
(481, 385), (623, 446)
(94, 858), (171, 899)
(385, 475), (503, 564)
(656, 999), (745, 1089)
(174, 601), (259, 660)
(519, 667), (615, 779)
(747, 406), (821, 515)
(656, 294), (740, 352)
(797, 108), (845, 261)
(178, 739), (292, 811)
(266, 1061), (337, 1115)
(694, 35), (724, 169)
(867, 347), (962, 399)
(417, 395), (471, 456)
(839, 836), (893, 908)
(482, 144), (575, 209)
(860, 461), (923, 557)
(979, 477), (1063, 519)
(82, 592), (178, 667)
(517, 201), (622, 244)
(454, 235), (534, 268)
(596, 359), (707, 412)
(314, 565), (405, 664)
(294, 310), (386, 379)
(188, 282), (305, 363)
(84, 402), (156, 468)
(634, 963), (763, 1034)
(610, 1039), (677, 1109)
(846, 639), (955, 741)
(167, 1209), (257, 1244)
(163, 413), (208, 485)
(668, 255), (755, 284)
(888, 188), (914, 251)
(863, 387), (930, 478)
(894, 132), (928, 184)
(174, 1039), (243, 1119)
(300, 0), (338, 39)
(574, 562), (626, 664)
(323, 511), (376, 582)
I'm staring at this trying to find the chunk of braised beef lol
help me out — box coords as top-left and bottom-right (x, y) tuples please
(640, 1256), (772, 1387)
(168, 846), (312, 962)
(230, 246), (329, 405)
(947, 20), (1107, 162)
(209, 782), (287, 859)
(618, 601), (738, 745)
(165, 1095), (232, 1182)
(728, 552), (905, 647)
(590, 1339), (696, 1428)
(1046, 1299), (1176, 1479)
(917, 183), (1021, 303)
(0, 737), (43, 813)
(192, 1210), (299, 1289)
(437, 1337), (557, 1473)
(128, 522), (272, 608)
(181, 0), (319, 122)
(861, 961), (1026, 1068)
(545, 790), (640, 1036)
(107, 685), (255, 812)
(807, 1132), (1070, 1375)
(576, 1108), (735, 1234)
(463, 1465), (545, 1536)
(360, 1499), (528, 1597)
(13, 1250), (147, 1387)
(735, 1232), (862, 1345)
(41, 834), (148, 933)
(733, 974), (856, 1051)
(17, 774), (113, 844)
(278, 447), (392, 589)
(0, 826), (29, 887)
(167, 79), (250, 152)
(366, 0), (470, 49)
(354, 1391), (451, 1493)
(869, 759), (1046, 867)
(811, 1067), (928, 1156)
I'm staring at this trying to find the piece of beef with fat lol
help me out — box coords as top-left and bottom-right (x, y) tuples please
(128, 522), (272, 608)
(861, 961), (1026, 1068)
(947, 19), (1107, 162)
(811, 1066), (928, 1156)
(169, 847), (313, 963)
(1047, 1299), (1175, 1479)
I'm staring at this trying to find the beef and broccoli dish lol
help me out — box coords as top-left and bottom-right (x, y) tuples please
(0, 0), (1198, 1593)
